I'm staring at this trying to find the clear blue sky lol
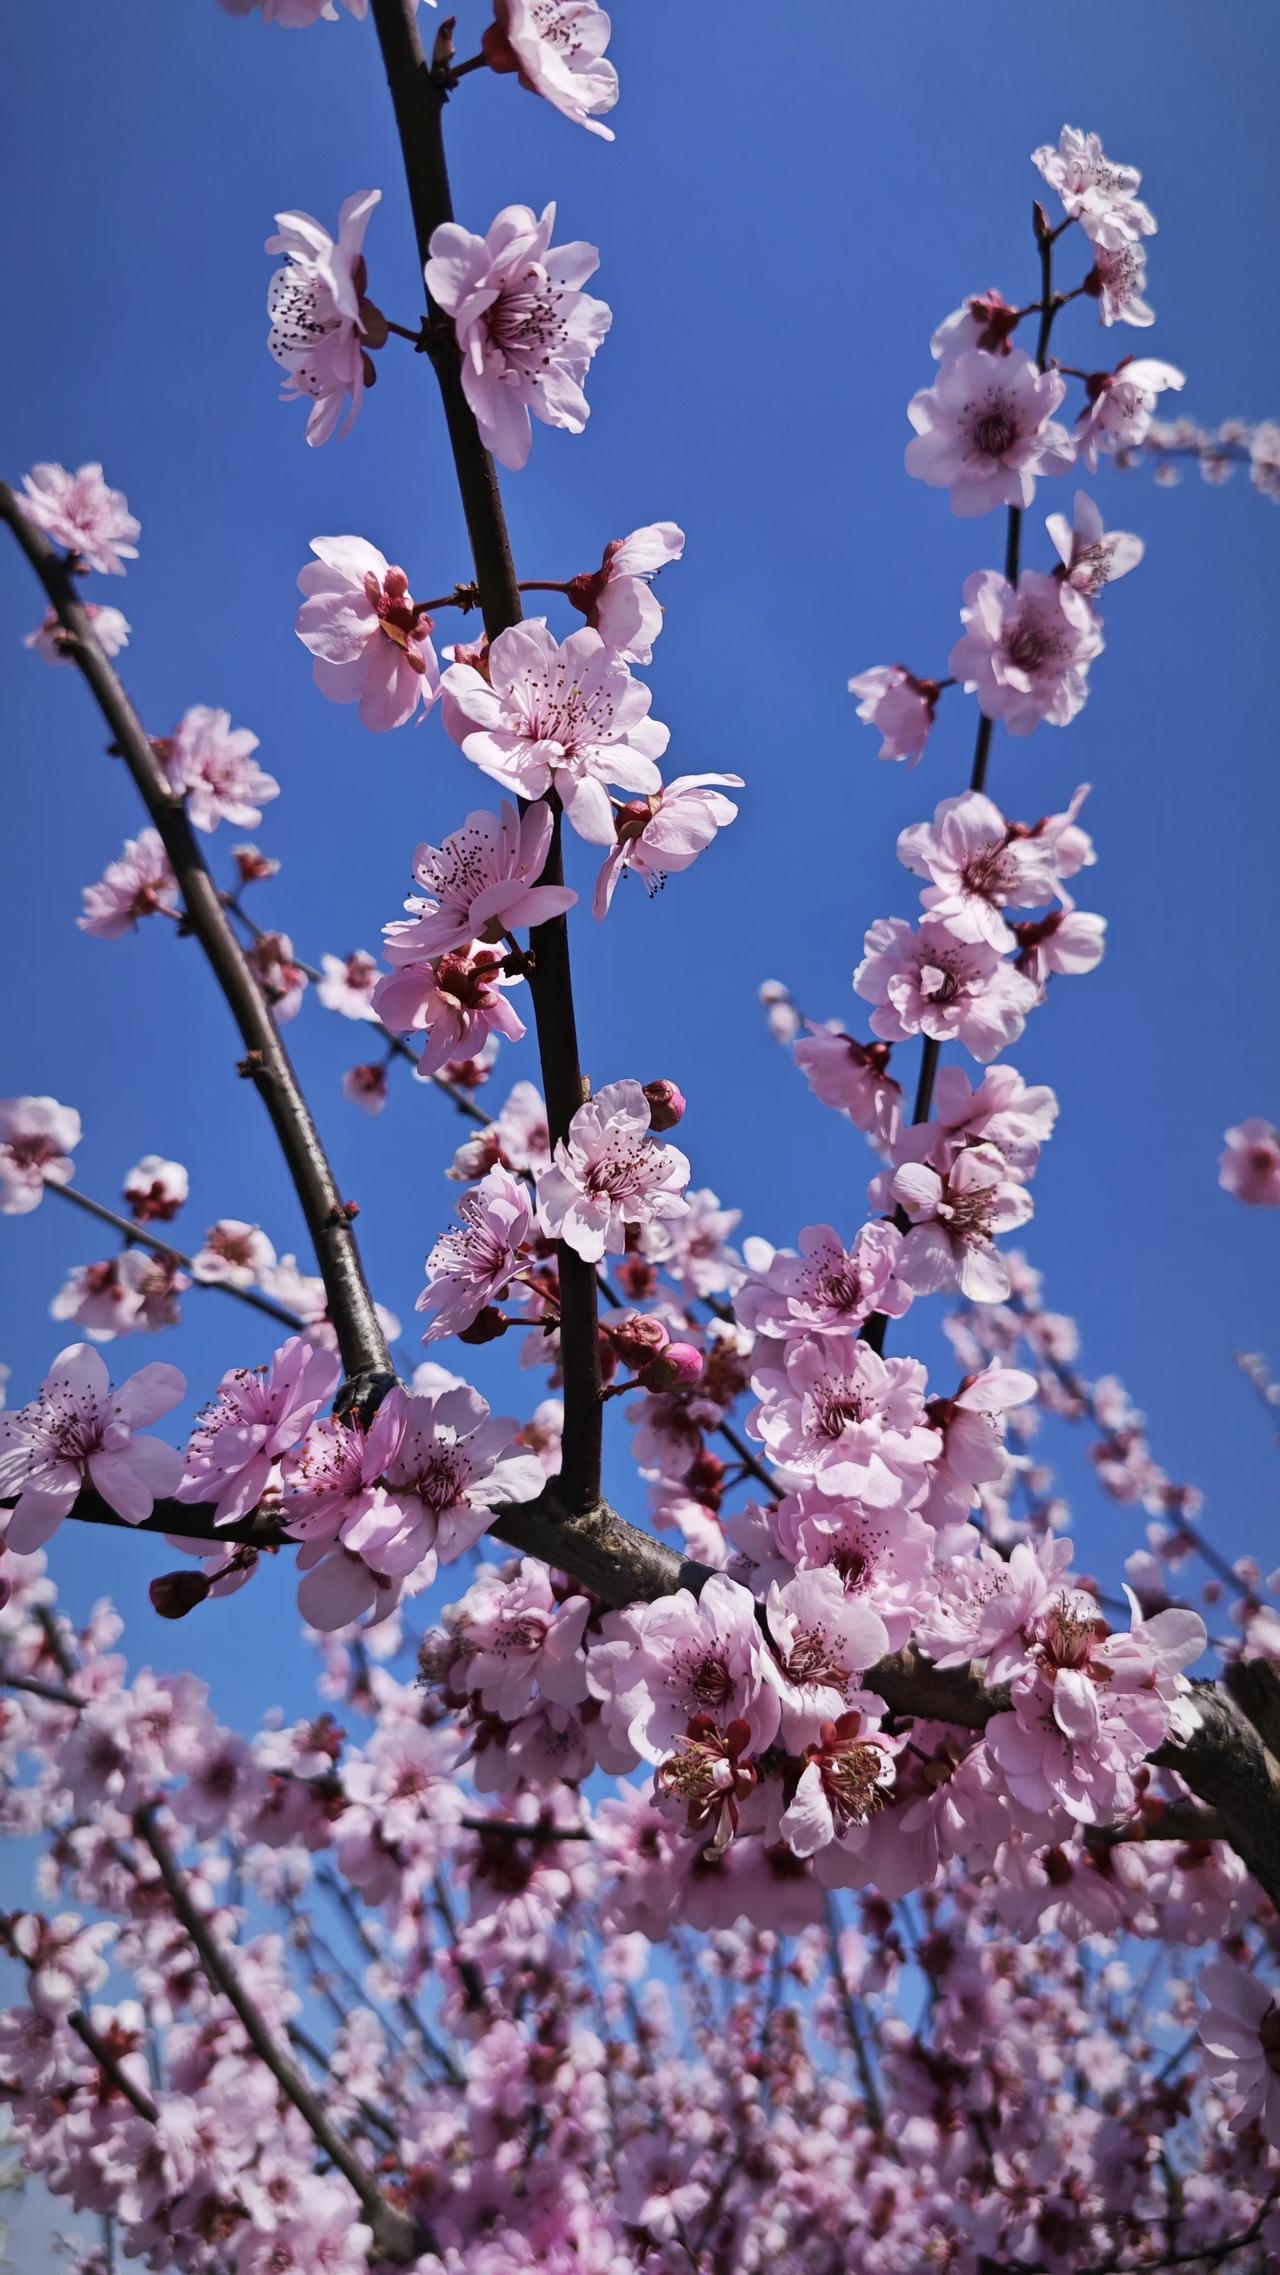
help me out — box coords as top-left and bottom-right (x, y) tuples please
(2, 1), (1279, 1740)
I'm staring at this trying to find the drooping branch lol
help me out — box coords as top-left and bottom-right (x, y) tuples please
(0, 484), (393, 1403)
(368, 0), (604, 1511)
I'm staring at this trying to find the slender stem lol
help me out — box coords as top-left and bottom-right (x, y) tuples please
(823, 1896), (884, 2129)
(68, 2009), (160, 2123)
(0, 486), (392, 1402)
(517, 579), (572, 595)
(135, 1803), (422, 2263)
(0, 1664), (87, 1709)
(48, 1180), (305, 1332)
(369, 0), (603, 1508)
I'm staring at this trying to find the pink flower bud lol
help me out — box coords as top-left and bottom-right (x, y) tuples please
(607, 1312), (670, 1368)
(458, 1305), (509, 1346)
(642, 1079), (686, 1132)
(638, 1342), (703, 1393)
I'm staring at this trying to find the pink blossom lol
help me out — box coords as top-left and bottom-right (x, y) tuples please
(448, 1559), (591, 1719)
(1197, 1960), (1280, 2150)
(316, 950), (380, 1021)
(592, 774), (743, 917)
(295, 537), (441, 730)
(1075, 358), (1186, 470)
(265, 190), (382, 446)
(222, 0), (376, 23)
(904, 349), (1073, 516)
(893, 1143), (1034, 1303)
(342, 1062), (389, 1116)
(854, 916), (1039, 1062)
(50, 1248), (188, 1339)
(749, 1333), (940, 1507)
(1220, 1119), (1280, 1208)
(647, 1188), (742, 1301)
(192, 1220), (277, 1289)
(385, 801), (576, 963)
(535, 1078), (691, 1262)
(1249, 420), (1280, 502)
(848, 666), (940, 765)
(922, 1363), (1039, 1528)
(322, 1380), (544, 1600)
(177, 1336), (340, 1524)
(160, 706), (280, 834)
(931, 289), (1022, 362)
(425, 203), (611, 471)
(792, 1025), (902, 1150)
(740, 1220), (910, 1340)
(897, 791), (1062, 950)
(0, 1343), (184, 1550)
(0, 1096), (81, 1215)
(1045, 490), (1144, 594)
(78, 829), (178, 940)
(26, 602), (130, 664)
(441, 619), (667, 841)
(418, 1164), (533, 1341)
(566, 522), (684, 662)
(123, 1156), (189, 1224)
(19, 463), (140, 575)
(586, 1574), (781, 1766)
(762, 1568), (890, 1747)
(373, 944), (526, 1078)
(949, 569), (1103, 734)
(485, 0), (618, 141)
(893, 1063), (1059, 1180)
(767, 1490), (935, 1653)
(1090, 240), (1155, 328)
(1032, 127), (1157, 249)
(1013, 907), (1107, 988)
(778, 1709), (898, 1858)
(247, 930), (308, 1023)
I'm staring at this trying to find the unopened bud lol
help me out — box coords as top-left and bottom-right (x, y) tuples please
(150, 1570), (212, 1621)
(607, 1312), (670, 1367)
(638, 1342), (703, 1393)
(458, 1306), (508, 1346)
(643, 1079), (686, 1132)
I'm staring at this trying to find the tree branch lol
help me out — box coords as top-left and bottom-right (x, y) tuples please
(134, 1802), (423, 2263)
(0, 482), (392, 1403)
(367, 0), (603, 1510)
(48, 1181), (306, 1333)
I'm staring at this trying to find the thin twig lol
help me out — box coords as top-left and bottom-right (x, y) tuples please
(48, 1180), (305, 1332)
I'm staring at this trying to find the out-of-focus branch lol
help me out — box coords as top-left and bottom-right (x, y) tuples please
(0, 482), (393, 1405)
(368, 0), (603, 1512)
(134, 1802), (423, 2264)
(48, 1181), (305, 1333)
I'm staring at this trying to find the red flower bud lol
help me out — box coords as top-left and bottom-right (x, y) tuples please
(638, 1342), (703, 1393)
(642, 1079), (686, 1132)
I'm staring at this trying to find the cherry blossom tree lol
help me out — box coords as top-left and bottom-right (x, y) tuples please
(2, 9), (1280, 2271)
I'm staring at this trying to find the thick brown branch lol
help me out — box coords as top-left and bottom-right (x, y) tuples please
(0, 482), (392, 1400)
(368, 0), (603, 1509)
(134, 1803), (423, 2263)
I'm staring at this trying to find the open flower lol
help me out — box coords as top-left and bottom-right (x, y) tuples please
(1032, 127), (1156, 249)
(1075, 359), (1185, 469)
(373, 944), (527, 1078)
(418, 1165), (534, 1341)
(483, 0), (618, 141)
(79, 830), (178, 940)
(749, 1333), (941, 1507)
(905, 349), (1073, 517)
(587, 1574), (781, 1766)
(266, 189), (382, 445)
(0, 1343), (185, 1551)
(426, 202), (611, 471)
(1045, 491), (1144, 594)
(1197, 1961), (1280, 2150)
(762, 1568), (890, 1748)
(593, 775), (742, 917)
(0, 1097), (82, 1216)
(848, 666), (940, 765)
(160, 707), (280, 834)
(441, 620), (668, 842)
(19, 463), (140, 575)
(892, 1142), (1034, 1303)
(386, 801), (577, 962)
(855, 916), (1039, 1062)
(296, 538), (441, 730)
(177, 1336), (340, 1525)
(1220, 1119), (1280, 1208)
(897, 790), (1061, 951)
(535, 1078), (691, 1262)
(27, 602), (130, 665)
(949, 569), (1103, 735)
(566, 523), (685, 662)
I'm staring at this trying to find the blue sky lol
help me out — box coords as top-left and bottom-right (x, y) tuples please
(2, 1), (1279, 1764)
